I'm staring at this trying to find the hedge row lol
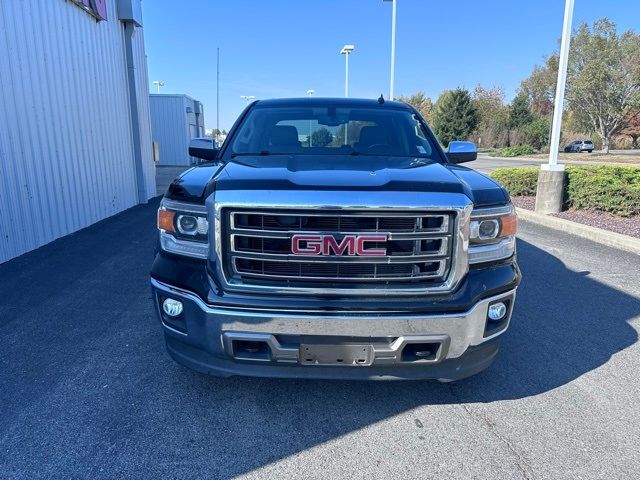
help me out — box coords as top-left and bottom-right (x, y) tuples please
(498, 145), (537, 157)
(491, 166), (640, 217)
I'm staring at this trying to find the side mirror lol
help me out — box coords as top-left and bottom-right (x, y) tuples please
(189, 137), (219, 161)
(446, 141), (477, 164)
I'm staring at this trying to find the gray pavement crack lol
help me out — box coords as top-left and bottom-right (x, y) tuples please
(450, 387), (535, 480)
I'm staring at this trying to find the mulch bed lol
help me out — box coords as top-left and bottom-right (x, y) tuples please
(511, 196), (640, 239)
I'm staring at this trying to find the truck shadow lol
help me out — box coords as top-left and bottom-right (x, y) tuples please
(168, 238), (639, 477)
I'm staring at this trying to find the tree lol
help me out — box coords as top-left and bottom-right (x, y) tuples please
(509, 94), (534, 130)
(621, 111), (640, 148)
(471, 85), (510, 148)
(396, 92), (433, 123)
(431, 88), (478, 147)
(520, 117), (551, 150)
(472, 85), (505, 127)
(311, 127), (332, 147)
(520, 54), (559, 116)
(566, 19), (640, 153)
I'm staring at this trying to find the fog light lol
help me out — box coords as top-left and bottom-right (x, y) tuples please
(162, 298), (183, 317)
(488, 302), (507, 321)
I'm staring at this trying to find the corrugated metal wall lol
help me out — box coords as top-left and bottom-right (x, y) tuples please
(0, 0), (155, 263)
(150, 94), (205, 166)
(131, 24), (157, 198)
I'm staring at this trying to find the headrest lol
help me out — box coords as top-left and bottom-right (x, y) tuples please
(357, 126), (387, 147)
(270, 125), (300, 146)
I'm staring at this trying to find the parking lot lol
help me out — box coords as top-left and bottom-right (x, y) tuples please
(1, 197), (639, 479)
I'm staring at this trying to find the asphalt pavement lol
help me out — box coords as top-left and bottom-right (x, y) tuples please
(1, 198), (639, 479)
(467, 150), (640, 174)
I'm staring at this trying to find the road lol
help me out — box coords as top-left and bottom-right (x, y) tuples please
(467, 151), (640, 173)
(1, 198), (639, 479)
(466, 153), (545, 173)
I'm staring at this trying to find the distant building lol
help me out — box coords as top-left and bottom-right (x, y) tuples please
(150, 95), (205, 166)
(0, 0), (156, 263)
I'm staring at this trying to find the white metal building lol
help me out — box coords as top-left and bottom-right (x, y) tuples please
(0, 0), (157, 263)
(150, 94), (205, 166)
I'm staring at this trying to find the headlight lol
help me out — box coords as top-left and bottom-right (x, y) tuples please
(469, 205), (517, 264)
(157, 199), (209, 259)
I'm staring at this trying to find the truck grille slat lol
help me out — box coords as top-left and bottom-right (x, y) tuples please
(223, 209), (455, 291)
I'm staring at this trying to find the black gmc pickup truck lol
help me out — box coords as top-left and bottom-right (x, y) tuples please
(151, 97), (520, 381)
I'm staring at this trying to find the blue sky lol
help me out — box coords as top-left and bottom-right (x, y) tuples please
(142, 0), (638, 131)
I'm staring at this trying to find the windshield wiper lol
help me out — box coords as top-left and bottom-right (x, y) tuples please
(231, 150), (271, 158)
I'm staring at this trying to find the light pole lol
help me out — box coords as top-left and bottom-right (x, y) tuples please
(152, 80), (164, 93)
(216, 47), (220, 138)
(306, 90), (315, 146)
(535, 0), (574, 214)
(340, 45), (355, 97)
(340, 45), (355, 145)
(240, 95), (256, 104)
(384, 0), (397, 100)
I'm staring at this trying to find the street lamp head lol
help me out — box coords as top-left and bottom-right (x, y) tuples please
(340, 44), (355, 55)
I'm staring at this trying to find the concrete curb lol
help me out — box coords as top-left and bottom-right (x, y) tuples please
(516, 207), (640, 255)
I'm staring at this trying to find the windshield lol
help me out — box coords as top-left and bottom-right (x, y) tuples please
(230, 106), (439, 160)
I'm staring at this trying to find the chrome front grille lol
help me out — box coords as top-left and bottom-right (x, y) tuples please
(222, 209), (456, 290)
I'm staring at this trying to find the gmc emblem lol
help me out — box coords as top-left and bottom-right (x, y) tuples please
(291, 234), (387, 256)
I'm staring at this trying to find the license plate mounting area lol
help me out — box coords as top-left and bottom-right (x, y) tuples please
(299, 344), (374, 366)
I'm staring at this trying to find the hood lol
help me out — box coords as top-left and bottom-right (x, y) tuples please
(213, 155), (509, 207)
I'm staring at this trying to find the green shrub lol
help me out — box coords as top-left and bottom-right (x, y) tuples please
(491, 168), (539, 196)
(519, 118), (550, 150)
(565, 166), (640, 217)
(491, 165), (640, 217)
(499, 145), (536, 157)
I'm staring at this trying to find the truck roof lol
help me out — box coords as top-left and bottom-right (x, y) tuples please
(253, 97), (412, 109)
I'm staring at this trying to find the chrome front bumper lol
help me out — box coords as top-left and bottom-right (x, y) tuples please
(152, 278), (516, 376)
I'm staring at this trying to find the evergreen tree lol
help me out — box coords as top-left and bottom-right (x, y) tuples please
(432, 89), (478, 147)
(509, 94), (534, 129)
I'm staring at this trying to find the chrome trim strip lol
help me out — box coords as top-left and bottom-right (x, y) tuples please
(159, 232), (208, 259)
(151, 277), (417, 314)
(470, 204), (514, 218)
(469, 236), (516, 265)
(160, 198), (207, 215)
(232, 257), (448, 281)
(228, 240), (450, 261)
(228, 229), (450, 240)
(230, 211), (451, 234)
(208, 190), (473, 296)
